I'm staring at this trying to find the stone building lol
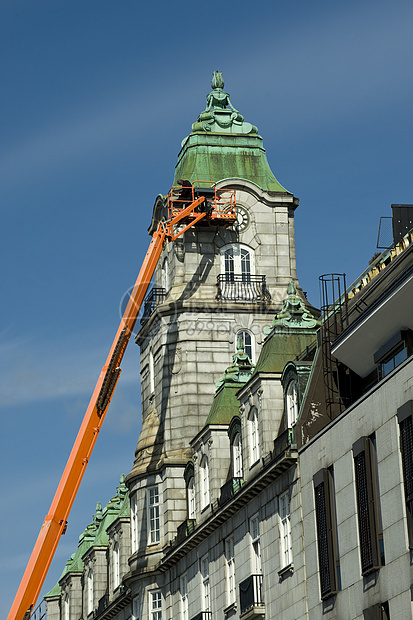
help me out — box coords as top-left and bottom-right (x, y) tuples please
(44, 75), (413, 620)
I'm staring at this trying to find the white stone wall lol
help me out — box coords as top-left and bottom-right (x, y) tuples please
(300, 358), (413, 619)
(162, 465), (306, 620)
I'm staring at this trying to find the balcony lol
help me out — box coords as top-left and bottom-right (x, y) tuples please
(97, 594), (108, 615)
(239, 574), (264, 619)
(216, 275), (271, 303)
(140, 287), (166, 325)
(176, 519), (196, 544)
(190, 612), (212, 620)
(219, 477), (243, 506)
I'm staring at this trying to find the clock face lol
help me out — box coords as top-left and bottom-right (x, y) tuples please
(235, 206), (250, 232)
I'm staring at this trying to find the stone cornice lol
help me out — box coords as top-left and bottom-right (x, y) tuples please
(156, 447), (297, 573)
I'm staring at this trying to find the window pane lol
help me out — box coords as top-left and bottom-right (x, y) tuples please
(279, 491), (292, 567)
(237, 330), (253, 361)
(241, 248), (251, 280)
(224, 249), (234, 280)
(233, 433), (243, 478)
(148, 486), (160, 544)
(286, 381), (299, 426)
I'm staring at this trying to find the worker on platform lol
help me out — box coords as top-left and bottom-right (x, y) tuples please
(176, 178), (193, 206)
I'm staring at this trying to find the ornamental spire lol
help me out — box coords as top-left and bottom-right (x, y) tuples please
(192, 71), (257, 134)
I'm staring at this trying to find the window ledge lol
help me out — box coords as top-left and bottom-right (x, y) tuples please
(278, 563), (294, 579)
(249, 459), (260, 471)
(224, 601), (237, 617)
(240, 604), (265, 620)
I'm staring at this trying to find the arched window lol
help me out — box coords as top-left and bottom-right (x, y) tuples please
(233, 432), (243, 479)
(248, 407), (260, 465)
(240, 248), (251, 281)
(184, 462), (196, 520)
(219, 244), (256, 301)
(236, 329), (254, 362)
(228, 416), (243, 481)
(188, 477), (196, 519)
(113, 541), (120, 590)
(221, 244), (254, 281)
(286, 380), (299, 427)
(200, 455), (210, 510)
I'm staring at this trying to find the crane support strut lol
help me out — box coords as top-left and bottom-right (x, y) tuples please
(8, 188), (236, 620)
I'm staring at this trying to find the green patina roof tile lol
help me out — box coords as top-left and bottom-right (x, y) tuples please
(204, 382), (245, 426)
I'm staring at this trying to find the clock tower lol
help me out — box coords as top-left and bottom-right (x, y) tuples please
(125, 72), (302, 581)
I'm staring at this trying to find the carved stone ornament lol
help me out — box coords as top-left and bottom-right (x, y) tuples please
(248, 391), (254, 408)
(257, 388), (263, 413)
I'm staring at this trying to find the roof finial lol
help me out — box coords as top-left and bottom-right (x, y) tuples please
(211, 70), (224, 90)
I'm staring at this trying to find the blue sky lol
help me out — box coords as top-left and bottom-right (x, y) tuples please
(1, 0), (412, 615)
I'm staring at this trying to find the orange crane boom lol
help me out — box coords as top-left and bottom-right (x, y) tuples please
(8, 188), (236, 620)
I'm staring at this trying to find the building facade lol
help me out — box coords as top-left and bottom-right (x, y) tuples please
(44, 75), (413, 620)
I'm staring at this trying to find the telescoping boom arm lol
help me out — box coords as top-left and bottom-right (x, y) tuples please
(8, 187), (236, 620)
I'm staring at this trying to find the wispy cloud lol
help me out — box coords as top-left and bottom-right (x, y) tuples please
(0, 330), (138, 409)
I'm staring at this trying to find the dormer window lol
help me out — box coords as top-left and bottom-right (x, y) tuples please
(113, 541), (120, 590)
(200, 455), (210, 510)
(188, 477), (196, 519)
(248, 407), (260, 466)
(236, 329), (254, 362)
(184, 461), (196, 520)
(233, 432), (243, 479)
(87, 567), (93, 615)
(286, 380), (299, 427)
(63, 592), (69, 620)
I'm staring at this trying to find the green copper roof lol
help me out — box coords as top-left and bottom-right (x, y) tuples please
(44, 475), (129, 599)
(204, 338), (254, 426)
(43, 503), (103, 598)
(253, 282), (320, 375)
(174, 72), (290, 193)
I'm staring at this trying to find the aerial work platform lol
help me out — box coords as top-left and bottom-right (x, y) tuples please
(167, 182), (236, 227)
(8, 185), (237, 620)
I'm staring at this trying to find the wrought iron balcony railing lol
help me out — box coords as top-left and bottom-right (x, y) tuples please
(140, 287), (166, 325)
(97, 594), (109, 614)
(176, 518), (196, 544)
(219, 477), (243, 506)
(190, 612), (212, 620)
(28, 601), (46, 620)
(239, 574), (264, 614)
(216, 274), (271, 303)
